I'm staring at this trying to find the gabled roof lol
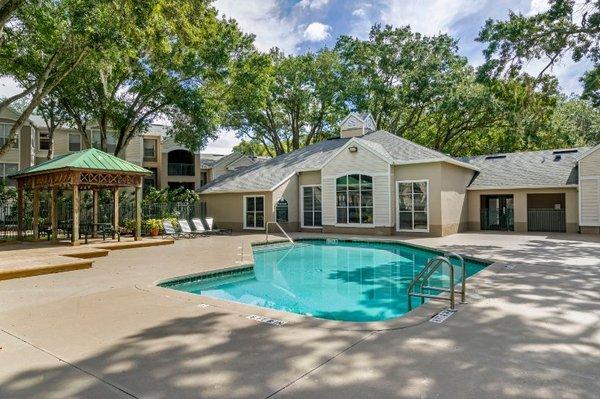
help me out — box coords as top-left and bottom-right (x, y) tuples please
(10, 148), (150, 178)
(577, 143), (600, 161)
(199, 130), (476, 194)
(212, 152), (245, 169)
(461, 148), (587, 189)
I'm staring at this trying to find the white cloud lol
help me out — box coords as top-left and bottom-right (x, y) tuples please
(203, 129), (240, 154)
(303, 22), (332, 42)
(381, 0), (487, 36)
(213, 0), (302, 53)
(297, 0), (330, 10)
(527, 0), (551, 16)
(0, 76), (22, 98)
(352, 8), (366, 17)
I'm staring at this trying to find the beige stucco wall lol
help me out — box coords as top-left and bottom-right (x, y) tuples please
(201, 191), (273, 231)
(393, 162), (443, 235)
(441, 163), (474, 235)
(579, 147), (600, 228)
(272, 175), (299, 231)
(321, 142), (391, 228)
(467, 187), (579, 233)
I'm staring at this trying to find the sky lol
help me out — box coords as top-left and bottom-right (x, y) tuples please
(0, 0), (591, 154)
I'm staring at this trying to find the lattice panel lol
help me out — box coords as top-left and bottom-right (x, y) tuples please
(78, 172), (142, 188)
(19, 172), (74, 189)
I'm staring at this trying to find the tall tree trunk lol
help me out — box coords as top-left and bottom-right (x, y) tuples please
(46, 124), (56, 160)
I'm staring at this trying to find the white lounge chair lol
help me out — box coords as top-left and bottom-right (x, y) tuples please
(206, 217), (232, 235)
(162, 220), (183, 239)
(178, 219), (204, 238)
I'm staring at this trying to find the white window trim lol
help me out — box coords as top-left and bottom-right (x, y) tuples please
(396, 179), (430, 233)
(38, 130), (50, 151)
(68, 133), (81, 152)
(243, 195), (266, 230)
(335, 174), (375, 227)
(300, 184), (322, 229)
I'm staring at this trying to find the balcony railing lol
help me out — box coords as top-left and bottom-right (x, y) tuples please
(168, 163), (195, 176)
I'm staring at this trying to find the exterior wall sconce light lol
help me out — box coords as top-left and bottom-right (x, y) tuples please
(348, 145), (358, 153)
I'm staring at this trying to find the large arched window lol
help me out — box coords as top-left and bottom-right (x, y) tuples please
(336, 174), (373, 224)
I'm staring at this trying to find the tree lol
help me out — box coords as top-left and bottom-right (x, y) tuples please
(233, 139), (272, 157)
(227, 48), (347, 156)
(0, 0), (24, 43)
(545, 98), (600, 146)
(477, 0), (600, 100)
(36, 95), (69, 159)
(0, 0), (129, 156)
(48, 0), (252, 156)
(335, 25), (556, 155)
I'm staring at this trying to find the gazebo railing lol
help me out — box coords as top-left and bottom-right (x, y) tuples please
(0, 201), (207, 240)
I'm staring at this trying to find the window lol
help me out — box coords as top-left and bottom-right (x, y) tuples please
(336, 174), (373, 224)
(276, 199), (288, 223)
(200, 171), (208, 186)
(68, 133), (81, 152)
(91, 130), (116, 154)
(0, 163), (18, 185)
(0, 123), (18, 149)
(39, 131), (50, 150)
(397, 180), (429, 231)
(302, 186), (322, 227)
(143, 167), (158, 189)
(143, 139), (156, 161)
(244, 196), (264, 229)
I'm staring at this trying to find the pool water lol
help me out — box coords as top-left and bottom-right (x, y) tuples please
(162, 239), (488, 322)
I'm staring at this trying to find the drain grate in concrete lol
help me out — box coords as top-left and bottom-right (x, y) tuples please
(429, 309), (457, 324)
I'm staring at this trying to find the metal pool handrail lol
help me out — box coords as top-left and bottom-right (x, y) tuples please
(407, 256), (456, 311)
(265, 222), (294, 245)
(445, 251), (467, 304)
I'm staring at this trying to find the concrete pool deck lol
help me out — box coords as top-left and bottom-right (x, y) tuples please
(0, 232), (599, 398)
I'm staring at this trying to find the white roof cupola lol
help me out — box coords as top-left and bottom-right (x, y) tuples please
(339, 112), (376, 138)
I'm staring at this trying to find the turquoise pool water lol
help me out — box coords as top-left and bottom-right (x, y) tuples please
(161, 239), (488, 322)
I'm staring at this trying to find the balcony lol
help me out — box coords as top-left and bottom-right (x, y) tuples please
(168, 163), (195, 176)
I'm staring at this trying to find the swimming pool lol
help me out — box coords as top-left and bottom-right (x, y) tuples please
(160, 239), (489, 322)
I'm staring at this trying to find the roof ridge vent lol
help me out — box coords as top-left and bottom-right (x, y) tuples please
(552, 149), (578, 155)
(484, 154), (506, 160)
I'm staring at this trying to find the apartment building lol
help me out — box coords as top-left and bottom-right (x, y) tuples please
(0, 108), (262, 191)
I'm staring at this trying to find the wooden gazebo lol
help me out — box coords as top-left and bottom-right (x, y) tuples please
(9, 148), (151, 246)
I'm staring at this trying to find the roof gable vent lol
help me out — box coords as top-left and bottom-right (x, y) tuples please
(339, 112), (376, 138)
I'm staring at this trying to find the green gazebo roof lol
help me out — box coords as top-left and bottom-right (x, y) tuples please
(10, 148), (151, 178)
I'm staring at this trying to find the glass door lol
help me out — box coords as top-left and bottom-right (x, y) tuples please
(481, 195), (514, 231)
(244, 196), (264, 229)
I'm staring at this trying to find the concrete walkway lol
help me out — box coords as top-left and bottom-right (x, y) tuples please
(0, 232), (598, 398)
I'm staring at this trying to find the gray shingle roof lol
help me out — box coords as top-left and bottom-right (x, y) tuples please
(461, 148), (587, 189)
(200, 137), (350, 193)
(199, 130), (467, 193)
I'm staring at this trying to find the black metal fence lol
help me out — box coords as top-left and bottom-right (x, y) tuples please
(0, 201), (207, 240)
(527, 209), (566, 232)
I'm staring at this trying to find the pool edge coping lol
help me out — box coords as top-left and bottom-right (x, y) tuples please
(151, 236), (502, 331)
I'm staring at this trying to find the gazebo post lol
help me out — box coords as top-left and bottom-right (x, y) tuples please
(134, 184), (142, 241)
(17, 183), (24, 241)
(92, 189), (99, 238)
(51, 187), (58, 242)
(32, 186), (40, 241)
(72, 184), (80, 246)
(112, 188), (119, 236)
